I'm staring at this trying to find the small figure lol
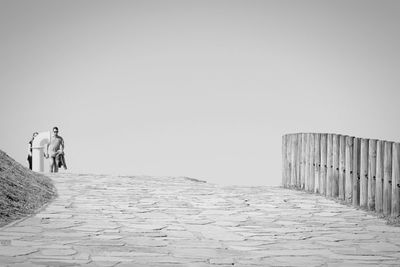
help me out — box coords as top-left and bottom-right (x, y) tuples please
(27, 132), (39, 170)
(45, 127), (65, 173)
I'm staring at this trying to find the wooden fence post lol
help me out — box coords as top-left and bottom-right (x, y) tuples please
(282, 135), (286, 187)
(291, 134), (298, 188)
(332, 134), (340, 198)
(353, 138), (361, 207)
(288, 134), (291, 188)
(339, 135), (346, 200)
(327, 134), (333, 197)
(320, 134), (328, 196)
(294, 133), (297, 189)
(309, 133), (315, 192)
(368, 139), (377, 211)
(320, 134), (327, 195)
(301, 133), (306, 189)
(383, 141), (393, 216)
(375, 140), (384, 214)
(314, 133), (321, 193)
(308, 133), (313, 191)
(392, 142), (400, 217)
(294, 133), (298, 188)
(286, 134), (292, 189)
(305, 134), (310, 191)
(360, 138), (369, 209)
(296, 133), (302, 188)
(286, 134), (290, 188)
(345, 136), (354, 203)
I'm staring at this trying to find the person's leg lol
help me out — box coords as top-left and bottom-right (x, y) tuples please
(49, 156), (55, 172)
(28, 155), (32, 170)
(54, 156), (59, 173)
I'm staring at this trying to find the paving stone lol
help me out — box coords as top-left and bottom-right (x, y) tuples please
(185, 224), (244, 241)
(115, 263), (190, 267)
(261, 256), (325, 267)
(0, 256), (28, 265)
(70, 226), (106, 232)
(208, 257), (235, 265)
(8, 240), (46, 247)
(40, 248), (77, 256)
(72, 240), (126, 247)
(0, 232), (36, 238)
(122, 237), (168, 247)
(327, 254), (397, 261)
(258, 248), (331, 257)
(92, 234), (123, 240)
(37, 213), (74, 219)
(3, 226), (43, 234)
(83, 261), (120, 267)
(90, 253), (160, 262)
(171, 248), (230, 259)
(30, 258), (91, 266)
(358, 242), (400, 252)
(41, 231), (91, 238)
(167, 239), (222, 249)
(164, 230), (197, 239)
(0, 247), (39, 256)
(7, 264), (46, 267)
(1, 173), (400, 266)
(125, 223), (167, 230)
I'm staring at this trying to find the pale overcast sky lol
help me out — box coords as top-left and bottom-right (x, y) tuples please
(1, 0), (399, 185)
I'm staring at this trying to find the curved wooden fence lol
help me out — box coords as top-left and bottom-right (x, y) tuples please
(282, 133), (400, 218)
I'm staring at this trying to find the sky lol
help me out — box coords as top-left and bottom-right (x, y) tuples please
(1, 0), (400, 186)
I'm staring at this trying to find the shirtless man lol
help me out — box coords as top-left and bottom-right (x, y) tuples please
(45, 127), (65, 173)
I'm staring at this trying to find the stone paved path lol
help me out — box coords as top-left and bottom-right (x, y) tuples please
(1, 174), (400, 267)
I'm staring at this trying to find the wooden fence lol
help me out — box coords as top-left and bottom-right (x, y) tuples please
(282, 133), (400, 217)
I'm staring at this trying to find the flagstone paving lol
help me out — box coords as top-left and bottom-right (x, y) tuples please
(1, 173), (400, 266)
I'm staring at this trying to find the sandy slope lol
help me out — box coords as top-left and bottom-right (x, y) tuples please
(0, 149), (56, 227)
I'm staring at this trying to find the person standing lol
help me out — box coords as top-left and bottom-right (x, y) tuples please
(27, 132), (39, 170)
(45, 127), (65, 173)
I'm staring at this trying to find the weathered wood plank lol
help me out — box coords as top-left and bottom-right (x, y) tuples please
(309, 133), (315, 192)
(327, 134), (333, 197)
(360, 138), (369, 209)
(314, 133), (321, 193)
(383, 141), (392, 216)
(296, 133), (302, 188)
(307, 133), (311, 191)
(320, 134), (328, 196)
(305, 133), (310, 191)
(290, 134), (297, 188)
(339, 135), (346, 200)
(282, 135), (286, 187)
(375, 140), (384, 214)
(391, 142), (400, 217)
(345, 136), (354, 203)
(353, 137), (360, 207)
(332, 134), (340, 198)
(301, 133), (306, 189)
(368, 139), (377, 211)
